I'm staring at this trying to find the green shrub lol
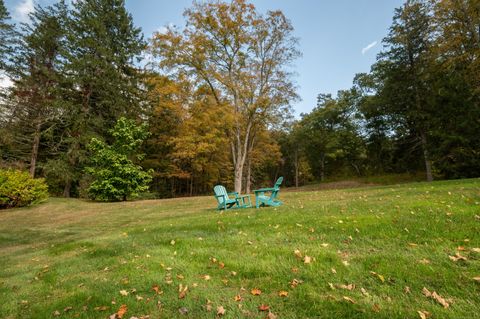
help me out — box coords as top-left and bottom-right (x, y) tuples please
(86, 117), (152, 202)
(0, 170), (49, 209)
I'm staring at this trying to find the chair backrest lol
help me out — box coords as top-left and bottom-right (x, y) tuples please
(274, 176), (284, 189)
(213, 185), (229, 204)
(269, 177), (283, 200)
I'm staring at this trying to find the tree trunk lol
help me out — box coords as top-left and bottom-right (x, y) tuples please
(320, 153), (325, 182)
(245, 157), (252, 194)
(234, 159), (244, 193)
(294, 148), (299, 188)
(420, 132), (433, 182)
(29, 122), (42, 177)
(63, 180), (71, 198)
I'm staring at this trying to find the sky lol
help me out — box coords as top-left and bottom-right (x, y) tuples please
(4, 0), (405, 115)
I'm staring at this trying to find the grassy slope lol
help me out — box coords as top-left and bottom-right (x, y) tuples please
(0, 179), (479, 319)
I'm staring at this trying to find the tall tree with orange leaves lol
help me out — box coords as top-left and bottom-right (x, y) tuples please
(150, 0), (299, 193)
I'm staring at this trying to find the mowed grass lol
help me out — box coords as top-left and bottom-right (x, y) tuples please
(0, 179), (479, 319)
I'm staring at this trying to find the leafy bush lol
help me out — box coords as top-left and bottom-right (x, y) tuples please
(86, 117), (153, 201)
(0, 170), (49, 209)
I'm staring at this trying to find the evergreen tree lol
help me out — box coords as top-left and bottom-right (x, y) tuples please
(0, 0), (15, 73)
(5, 2), (68, 177)
(60, 0), (146, 196)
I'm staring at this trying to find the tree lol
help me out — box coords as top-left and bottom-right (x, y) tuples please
(86, 117), (152, 201)
(0, 0), (15, 73)
(5, 2), (68, 177)
(59, 0), (146, 196)
(374, 0), (435, 181)
(151, 0), (299, 193)
(143, 74), (231, 197)
(427, 0), (480, 178)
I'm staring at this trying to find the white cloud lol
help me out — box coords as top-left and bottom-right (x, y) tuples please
(156, 23), (175, 35)
(14, 0), (35, 22)
(361, 41), (378, 55)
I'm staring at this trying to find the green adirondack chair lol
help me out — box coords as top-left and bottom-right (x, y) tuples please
(254, 176), (284, 208)
(213, 185), (252, 210)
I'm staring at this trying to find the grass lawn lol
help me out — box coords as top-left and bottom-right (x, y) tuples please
(0, 179), (479, 318)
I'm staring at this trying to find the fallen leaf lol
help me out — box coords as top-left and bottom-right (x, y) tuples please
(473, 276), (480, 282)
(63, 306), (73, 312)
(360, 287), (369, 296)
(219, 262), (225, 269)
(417, 310), (431, 319)
(205, 299), (213, 312)
(431, 291), (449, 308)
(267, 311), (277, 319)
(472, 248), (480, 253)
(53, 310), (61, 317)
(449, 253), (467, 262)
(422, 287), (432, 297)
(294, 249), (302, 258)
(202, 274), (211, 281)
(422, 287), (449, 308)
(303, 255), (312, 264)
(152, 285), (162, 294)
(278, 291), (288, 297)
(290, 278), (303, 288)
(178, 307), (188, 315)
(338, 284), (355, 291)
(342, 260), (350, 266)
(94, 306), (109, 311)
(258, 304), (270, 311)
(418, 258), (430, 264)
(217, 306), (226, 316)
(178, 284), (188, 299)
(116, 304), (128, 319)
(251, 288), (262, 296)
(343, 296), (356, 304)
(331, 268), (337, 274)
(321, 243), (329, 247)
(404, 286), (411, 294)
(170, 240), (175, 245)
(136, 295), (143, 301)
(328, 283), (335, 290)
(372, 303), (380, 312)
(119, 290), (129, 296)
(370, 271), (385, 283)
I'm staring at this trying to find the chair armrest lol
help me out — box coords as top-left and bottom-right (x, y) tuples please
(254, 187), (274, 193)
(215, 194), (227, 199)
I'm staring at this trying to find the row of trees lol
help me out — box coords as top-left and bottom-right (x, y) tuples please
(279, 0), (479, 185)
(1, 0), (478, 200)
(0, 0), (296, 198)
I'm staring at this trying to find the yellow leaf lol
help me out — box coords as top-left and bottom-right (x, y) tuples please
(119, 290), (128, 296)
(303, 255), (312, 264)
(343, 296), (356, 304)
(294, 249), (302, 258)
(178, 284), (188, 299)
(251, 288), (262, 296)
(278, 290), (288, 297)
(417, 310), (431, 319)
